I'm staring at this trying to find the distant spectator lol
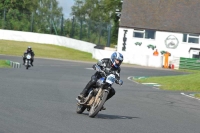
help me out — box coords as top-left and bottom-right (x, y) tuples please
(153, 49), (159, 56)
(164, 51), (171, 68)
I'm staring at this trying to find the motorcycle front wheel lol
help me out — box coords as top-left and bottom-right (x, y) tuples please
(25, 60), (29, 69)
(88, 91), (108, 118)
(76, 104), (86, 114)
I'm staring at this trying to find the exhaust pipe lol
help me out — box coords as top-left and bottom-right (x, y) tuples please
(76, 90), (93, 104)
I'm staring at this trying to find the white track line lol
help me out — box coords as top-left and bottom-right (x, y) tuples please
(127, 76), (139, 84)
(85, 68), (93, 70)
(181, 93), (200, 101)
(152, 87), (160, 90)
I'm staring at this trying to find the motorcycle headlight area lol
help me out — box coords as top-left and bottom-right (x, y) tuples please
(26, 55), (31, 59)
(96, 77), (105, 86)
(106, 74), (115, 84)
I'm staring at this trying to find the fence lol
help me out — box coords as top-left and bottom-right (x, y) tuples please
(6, 60), (21, 68)
(179, 57), (200, 70)
(0, 9), (111, 47)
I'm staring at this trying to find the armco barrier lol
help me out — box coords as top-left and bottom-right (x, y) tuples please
(179, 57), (200, 70)
(6, 60), (21, 68)
(0, 29), (96, 54)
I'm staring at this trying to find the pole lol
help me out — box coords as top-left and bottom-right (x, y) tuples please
(3, 8), (6, 29)
(79, 18), (82, 40)
(106, 24), (111, 47)
(87, 19), (91, 40)
(98, 22), (102, 45)
(30, 12), (34, 32)
(50, 1), (53, 34)
(60, 14), (64, 36)
(70, 16), (75, 38)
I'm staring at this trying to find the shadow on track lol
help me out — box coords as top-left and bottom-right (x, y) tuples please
(82, 113), (140, 120)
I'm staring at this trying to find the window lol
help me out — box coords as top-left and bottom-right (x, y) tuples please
(183, 34), (187, 42)
(145, 30), (156, 39)
(133, 29), (156, 39)
(192, 54), (200, 59)
(183, 34), (199, 44)
(134, 32), (144, 38)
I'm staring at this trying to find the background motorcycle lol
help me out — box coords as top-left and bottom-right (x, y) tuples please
(24, 54), (32, 69)
(76, 64), (123, 118)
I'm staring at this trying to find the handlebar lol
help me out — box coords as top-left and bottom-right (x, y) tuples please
(93, 64), (123, 85)
(94, 64), (106, 76)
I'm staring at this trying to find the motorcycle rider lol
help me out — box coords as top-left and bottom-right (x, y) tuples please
(78, 52), (124, 110)
(23, 46), (35, 66)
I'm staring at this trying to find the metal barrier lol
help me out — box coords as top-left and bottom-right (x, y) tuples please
(6, 60), (21, 68)
(179, 57), (200, 70)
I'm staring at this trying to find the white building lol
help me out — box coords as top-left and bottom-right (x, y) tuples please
(117, 0), (200, 67)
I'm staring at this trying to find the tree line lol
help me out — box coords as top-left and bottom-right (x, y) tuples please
(0, 0), (122, 46)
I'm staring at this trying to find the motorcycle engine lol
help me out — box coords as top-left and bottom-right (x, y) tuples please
(96, 77), (105, 87)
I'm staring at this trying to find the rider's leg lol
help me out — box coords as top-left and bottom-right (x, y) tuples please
(100, 88), (115, 110)
(31, 58), (34, 66)
(78, 75), (97, 99)
(106, 87), (116, 101)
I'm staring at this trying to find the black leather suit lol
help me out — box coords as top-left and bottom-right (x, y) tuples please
(23, 50), (35, 65)
(80, 58), (121, 100)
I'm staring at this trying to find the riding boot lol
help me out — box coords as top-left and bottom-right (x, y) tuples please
(31, 59), (33, 66)
(106, 88), (116, 101)
(78, 80), (96, 101)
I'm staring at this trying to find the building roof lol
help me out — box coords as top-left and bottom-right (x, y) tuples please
(120, 0), (200, 34)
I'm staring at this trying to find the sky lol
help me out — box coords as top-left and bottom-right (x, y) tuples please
(57, 0), (75, 18)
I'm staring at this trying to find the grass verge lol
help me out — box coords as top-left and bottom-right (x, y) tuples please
(135, 69), (200, 92)
(0, 40), (97, 62)
(0, 60), (11, 68)
(194, 94), (200, 98)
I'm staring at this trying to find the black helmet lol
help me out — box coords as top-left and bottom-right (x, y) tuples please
(27, 46), (32, 52)
(110, 52), (123, 68)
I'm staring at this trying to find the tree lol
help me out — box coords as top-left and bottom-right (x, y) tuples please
(0, 0), (38, 30)
(34, 0), (63, 34)
(70, 0), (122, 45)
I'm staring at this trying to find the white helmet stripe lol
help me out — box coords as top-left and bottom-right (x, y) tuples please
(116, 52), (119, 59)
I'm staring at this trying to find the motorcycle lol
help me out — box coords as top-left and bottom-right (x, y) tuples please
(24, 54), (32, 69)
(76, 64), (123, 118)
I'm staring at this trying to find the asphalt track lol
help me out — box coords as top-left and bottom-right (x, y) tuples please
(0, 55), (200, 133)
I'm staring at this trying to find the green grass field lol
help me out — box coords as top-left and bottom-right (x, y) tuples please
(0, 60), (11, 68)
(135, 73), (200, 92)
(194, 94), (200, 98)
(0, 40), (97, 62)
(134, 69), (200, 98)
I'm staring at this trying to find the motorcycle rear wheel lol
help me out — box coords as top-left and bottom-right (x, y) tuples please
(88, 91), (108, 118)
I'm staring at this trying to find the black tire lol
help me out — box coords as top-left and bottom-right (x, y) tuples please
(89, 91), (108, 118)
(76, 104), (86, 114)
(25, 60), (29, 69)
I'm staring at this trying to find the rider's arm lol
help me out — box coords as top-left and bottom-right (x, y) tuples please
(92, 59), (105, 69)
(115, 68), (121, 80)
(97, 59), (105, 67)
(32, 51), (35, 56)
(23, 51), (27, 57)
